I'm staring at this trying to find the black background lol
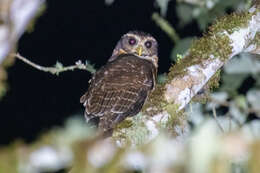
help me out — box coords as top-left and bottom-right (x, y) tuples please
(0, 0), (200, 145)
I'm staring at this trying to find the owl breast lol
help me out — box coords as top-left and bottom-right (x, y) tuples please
(80, 54), (157, 132)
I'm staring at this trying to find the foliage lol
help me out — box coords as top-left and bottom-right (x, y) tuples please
(0, 116), (259, 173)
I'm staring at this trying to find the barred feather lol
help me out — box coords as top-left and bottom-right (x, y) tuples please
(80, 54), (156, 132)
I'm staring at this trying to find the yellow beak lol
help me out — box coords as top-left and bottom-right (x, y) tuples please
(136, 46), (143, 56)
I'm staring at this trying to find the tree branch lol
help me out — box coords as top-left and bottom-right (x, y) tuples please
(165, 10), (260, 110)
(13, 53), (96, 75)
(114, 5), (260, 145)
(159, 7), (259, 132)
(0, 0), (45, 64)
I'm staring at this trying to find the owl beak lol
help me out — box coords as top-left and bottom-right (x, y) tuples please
(136, 46), (143, 56)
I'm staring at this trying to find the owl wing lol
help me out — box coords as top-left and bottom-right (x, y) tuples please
(80, 55), (156, 129)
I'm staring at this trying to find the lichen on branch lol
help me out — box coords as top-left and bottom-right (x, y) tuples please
(125, 5), (260, 145)
(148, 6), (260, 111)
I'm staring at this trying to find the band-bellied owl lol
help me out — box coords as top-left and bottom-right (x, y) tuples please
(80, 31), (158, 134)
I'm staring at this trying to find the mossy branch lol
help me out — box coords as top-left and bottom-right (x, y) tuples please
(152, 7), (260, 110)
(13, 53), (96, 75)
(116, 6), (260, 145)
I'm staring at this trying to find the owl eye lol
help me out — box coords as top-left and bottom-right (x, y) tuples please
(145, 41), (152, 48)
(128, 38), (137, 45)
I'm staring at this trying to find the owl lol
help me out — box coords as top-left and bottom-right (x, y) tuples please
(80, 31), (158, 135)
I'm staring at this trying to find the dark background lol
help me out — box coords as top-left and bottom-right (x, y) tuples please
(0, 0), (200, 145)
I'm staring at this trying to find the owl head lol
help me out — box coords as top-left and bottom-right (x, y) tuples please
(109, 31), (158, 68)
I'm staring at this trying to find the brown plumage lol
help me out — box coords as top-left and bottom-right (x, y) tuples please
(80, 31), (158, 134)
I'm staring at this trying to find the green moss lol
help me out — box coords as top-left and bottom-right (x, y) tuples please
(138, 9), (256, 140)
(113, 113), (150, 146)
(167, 56), (190, 79)
(114, 102), (185, 145)
(115, 98), (184, 143)
(142, 33), (229, 126)
(207, 69), (221, 90)
(164, 103), (179, 117)
(168, 10), (253, 76)
(209, 11), (255, 34)
(144, 88), (186, 135)
(164, 104), (185, 133)
(165, 35), (230, 90)
(170, 10), (254, 74)
(115, 119), (134, 129)
(143, 9), (255, 113)
(192, 34), (232, 61)
(142, 83), (168, 115)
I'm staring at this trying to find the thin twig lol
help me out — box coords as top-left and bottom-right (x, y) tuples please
(212, 105), (225, 132)
(13, 53), (96, 75)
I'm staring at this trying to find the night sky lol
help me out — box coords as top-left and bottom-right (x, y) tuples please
(0, 0), (200, 145)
